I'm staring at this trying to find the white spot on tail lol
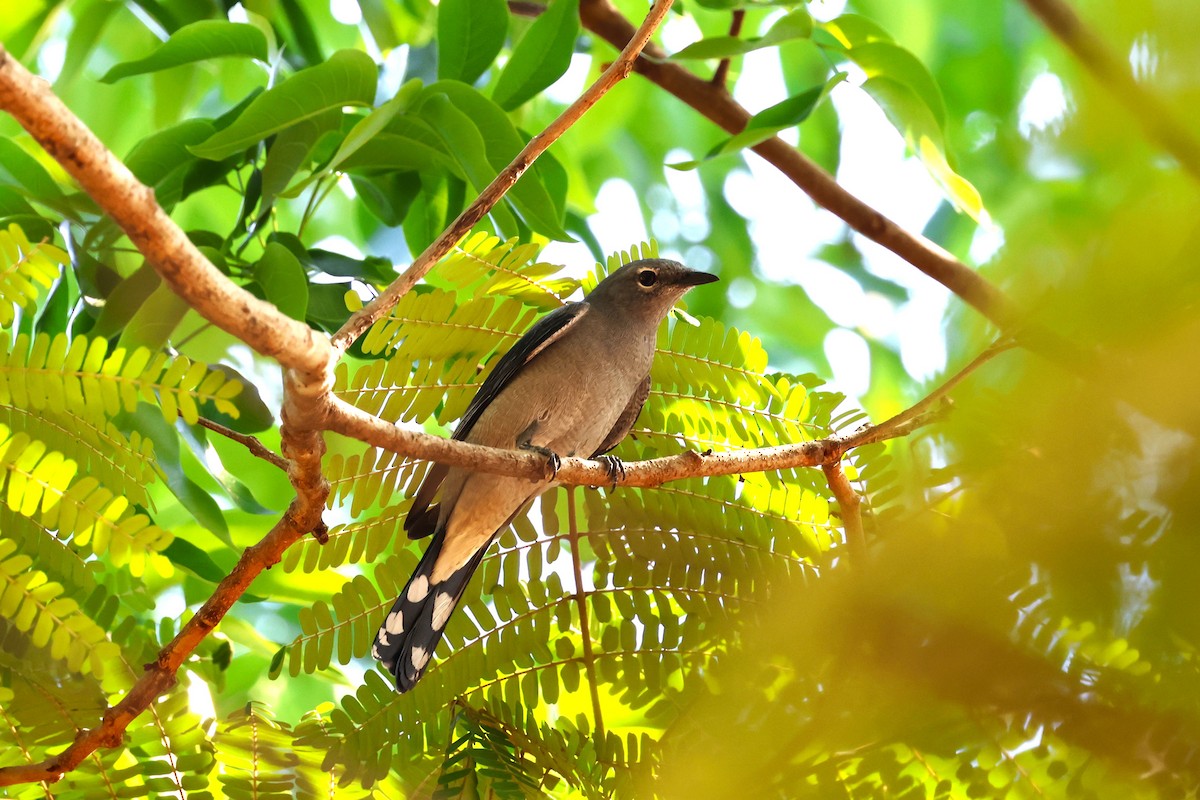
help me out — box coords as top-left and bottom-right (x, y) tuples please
(385, 610), (404, 634)
(431, 591), (455, 630)
(407, 575), (429, 603)
(410, 646), (430, 670)
(377, 630), (390, 648)
(372, 644), (380, 659)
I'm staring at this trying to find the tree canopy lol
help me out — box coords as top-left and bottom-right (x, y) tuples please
(0, 0), (1198, 797)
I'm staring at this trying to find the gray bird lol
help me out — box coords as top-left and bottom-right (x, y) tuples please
(372, 258), (718, 692)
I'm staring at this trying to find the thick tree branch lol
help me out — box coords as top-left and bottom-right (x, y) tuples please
(331, 0), (676, 352)
(0, 501), (324, 788)
(1021, 0), (1200, 181)
(0, 47), (333, 380)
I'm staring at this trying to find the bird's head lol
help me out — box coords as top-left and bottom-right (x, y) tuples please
(586, 258), (718, 323)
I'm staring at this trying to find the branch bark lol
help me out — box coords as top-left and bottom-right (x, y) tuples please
(325, 331), (1010, 489)
(0, 47), (333, 380)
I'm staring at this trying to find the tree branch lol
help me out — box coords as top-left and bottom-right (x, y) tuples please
(0, 501), (325, 788)
(822, 460), (865, 561)
(839, 338), (1016, 451)
(194, 416), (289, 471)
(711, 10), (745, 88)
(331, 0), (676, 352)
(325, 329), (1006, 488)
(0, 47), (333, 380)
(578, 0), (1020, 332)
(1021, 0), (1200, 181)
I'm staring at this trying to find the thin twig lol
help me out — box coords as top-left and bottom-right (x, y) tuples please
(1022, 0), (1200, 181)
(711, 10), (745, 88)
(838, 338), (1016, 451)
(567, 487), (606, 741)
(194, 416), (289, 471)
(331, 0), (676, 353)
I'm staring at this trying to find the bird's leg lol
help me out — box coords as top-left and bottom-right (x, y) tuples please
(517, 420), (561, 481)
(520, 442), (561, 481)
(596, 455), (625, 491)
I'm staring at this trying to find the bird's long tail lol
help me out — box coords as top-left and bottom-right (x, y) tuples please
(372, 529), (492, 692)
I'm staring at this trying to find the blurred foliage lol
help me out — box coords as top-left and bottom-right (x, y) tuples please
(0, 0), (1197, 797)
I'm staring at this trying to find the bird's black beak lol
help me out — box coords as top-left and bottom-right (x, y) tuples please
(677, 270), (719, 287)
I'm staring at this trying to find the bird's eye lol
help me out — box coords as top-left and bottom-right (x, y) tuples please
(637, 270), (657, 287)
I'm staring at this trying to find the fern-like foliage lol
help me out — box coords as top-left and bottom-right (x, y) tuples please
(0, 224), (261, 796)
(286, 237), (850, 794)
(0, 223), (64, 328)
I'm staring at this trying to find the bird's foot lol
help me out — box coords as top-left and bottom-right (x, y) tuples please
(597, 455), (625, 491)
(521, 443), (561, 481)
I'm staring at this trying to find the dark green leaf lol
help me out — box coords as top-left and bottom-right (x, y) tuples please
(438, 0), (507, 84)
(129, 405), (233, 546)
(254, 241), (309, 320)
(191, 49), (378, 160)
(0, 137), (64, 202)
(125, 119), (215, 189)
(418, 83), (572, 240)
(492, 0), (579, 111)
(305, 282), (355, 331)
(669, 74), (845, 169)
(100, 21), (268, 83)
(309, 248), (396, 283)
(352, 172), (422, 227)
(205, 364), (275, 433)
(260, 108), (341, 212)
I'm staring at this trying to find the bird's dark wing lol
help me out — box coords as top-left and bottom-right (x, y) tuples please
(454, 301), (590, 442)
(403, 302), (590, 539)
(591, 374), (651, 457)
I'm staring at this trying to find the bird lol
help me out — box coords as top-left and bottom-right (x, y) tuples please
(372, 258), (718, 692)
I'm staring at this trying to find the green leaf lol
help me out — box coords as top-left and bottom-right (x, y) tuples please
(670, 9), (813, 60)
(438, 0), (507, 84)
(421, 94), (522, 237)
(846, 41), (945, 128)
(418, 82), (572, 240)
(57, 0), (119, 85)
(204, 364), (275, 434)
(100, 21), (268, 83)
(259, 108), (340, 212)
(861, 77), (983, 220)
(492, 0), (579, 111)
(125, 119), (215, 189)
(130, 405), (233, 546)
(254, 241), (309, 320)
(669, 73), (845, 169)
(0, 137), (64, 202)
(326, 79), (424, 173)
(191, 49), (378, 160)
(117, 280), (190, 352)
